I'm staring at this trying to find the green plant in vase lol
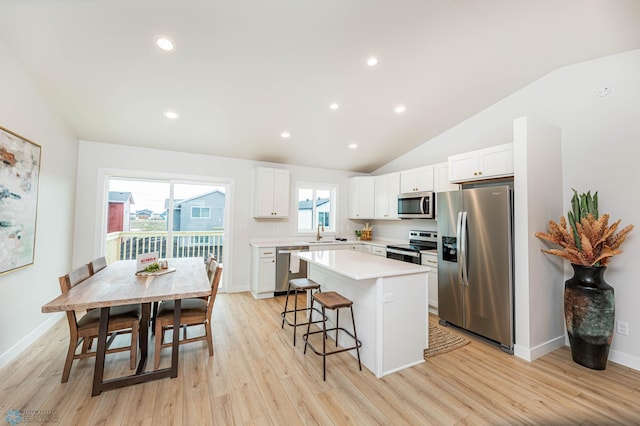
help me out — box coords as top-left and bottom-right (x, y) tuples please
(535, 189), (633, 369)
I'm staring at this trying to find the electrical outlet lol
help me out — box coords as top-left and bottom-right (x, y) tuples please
(383, 293), (394, 303)
(616, 320), (629, 336)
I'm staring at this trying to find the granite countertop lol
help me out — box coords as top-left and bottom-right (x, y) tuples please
(296, 250), (430, 280)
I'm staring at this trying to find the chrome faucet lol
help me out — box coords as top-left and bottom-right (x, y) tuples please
(316, 223), (325, 241)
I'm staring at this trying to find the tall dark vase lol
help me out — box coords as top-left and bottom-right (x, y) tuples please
(564, 264), (615, 370)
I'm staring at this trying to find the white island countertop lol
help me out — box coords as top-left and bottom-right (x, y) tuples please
(297, 250), (430, 280)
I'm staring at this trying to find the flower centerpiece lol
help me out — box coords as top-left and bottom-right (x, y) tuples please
(535, 189), (633, 369)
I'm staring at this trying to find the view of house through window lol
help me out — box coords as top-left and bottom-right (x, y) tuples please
(297, 184), (336, 233)
(106, 178), (226, 268)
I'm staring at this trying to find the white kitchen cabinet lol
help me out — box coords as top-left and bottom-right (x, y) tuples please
(370, 245), (387, 257)
(348, 244), (363, 252)
(348, 176), (375, 219)
(433, 162), (459, 192)
(374, 172), (400, 219)
(254, 167), (290, 218)
(400, 165), (434, 193)
(361, 245), (372, 255)
(422, 252), (438, 314)
(250, 246), (276, 299)
(448, 143), (513, 183)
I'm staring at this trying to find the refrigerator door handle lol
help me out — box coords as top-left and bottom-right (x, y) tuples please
(456, 211), (464, 286)
(460, 211), (468, 286)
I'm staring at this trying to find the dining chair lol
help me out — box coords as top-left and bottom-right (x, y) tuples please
(87, 256), (107, 275)
(153, 258), (222, 369)
(58, 264), (142, 383)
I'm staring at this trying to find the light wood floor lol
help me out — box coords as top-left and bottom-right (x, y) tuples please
(2, 292), (639, 425)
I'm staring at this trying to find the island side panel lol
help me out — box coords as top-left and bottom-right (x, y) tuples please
(381, 272), (428, 375)
(308, 264), (379, 376)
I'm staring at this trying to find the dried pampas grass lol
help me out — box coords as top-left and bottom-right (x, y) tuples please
(536, 213), (634, 266)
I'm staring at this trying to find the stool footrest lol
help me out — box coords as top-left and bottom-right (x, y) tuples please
(302, 327), (362, 357)
(281, 307), (326, 328)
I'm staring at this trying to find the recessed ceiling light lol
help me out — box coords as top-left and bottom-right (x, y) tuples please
(348, 143), (358, 149)
(329, 103), (339, 110)
(281, 131), (291, 139)
(367, 57), (378, 67)
(156, 36), (175, 52)
(164, 111), (179, 120)
(394, 104), (406, 114)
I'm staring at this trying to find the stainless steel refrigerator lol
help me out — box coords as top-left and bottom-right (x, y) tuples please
(436, 185), (514, 353)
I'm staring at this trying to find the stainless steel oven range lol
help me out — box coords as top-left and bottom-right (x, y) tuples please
(386, 230), (437, 264)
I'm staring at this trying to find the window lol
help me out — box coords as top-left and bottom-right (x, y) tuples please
(296, 183), (336, 233)
(106, 178), (226, 262)
(191, 206), (211, 219)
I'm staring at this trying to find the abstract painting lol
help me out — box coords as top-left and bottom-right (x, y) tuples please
(0, 126), (41, 274)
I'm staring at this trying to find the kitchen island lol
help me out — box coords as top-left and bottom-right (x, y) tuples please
(296, 250), (430, 378)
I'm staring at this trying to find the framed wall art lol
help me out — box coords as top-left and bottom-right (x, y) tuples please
(0, 126), (41, 275)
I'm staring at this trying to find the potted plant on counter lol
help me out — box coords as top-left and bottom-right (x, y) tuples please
(535, 189), (634, 369)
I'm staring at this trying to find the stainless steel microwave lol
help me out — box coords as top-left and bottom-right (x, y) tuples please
(397, 191), (435, 219)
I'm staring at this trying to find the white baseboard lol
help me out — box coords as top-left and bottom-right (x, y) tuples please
(609, 348), (640, 371)
(0, 312), (64, 369)
(514, 335), (565, 362)
(514, 337), (639, 372)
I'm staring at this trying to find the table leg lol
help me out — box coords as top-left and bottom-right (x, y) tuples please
(92, 306), (111, 397)
(170, 299), (181, 378)
(90, 300), (183, 396)
(136, 303), (151, 374)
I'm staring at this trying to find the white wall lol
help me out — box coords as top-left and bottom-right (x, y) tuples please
(0, 41), (78, 367)
(73, 141), (360, 293)
(374, 49), (640, 370)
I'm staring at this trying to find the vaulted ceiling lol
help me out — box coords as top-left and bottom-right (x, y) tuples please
(1, 1), (639, 172)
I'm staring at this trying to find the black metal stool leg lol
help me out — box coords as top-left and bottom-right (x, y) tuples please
(281, 283), (292, 329)
(303, 297), (314, 355)
(321, 305), (327, 381)
(350, 305), (362, 371)
(335, 309), (340, 347)
(293, 289), (299, 346)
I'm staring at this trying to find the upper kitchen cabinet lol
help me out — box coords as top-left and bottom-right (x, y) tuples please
(374, 172), (400, 219)
(448, 143), (514, 183)
(254, 167), (290, 218)
(400, 165), (434, 193)
(348, 176), (374, 219)
(433, 162), (459, 192)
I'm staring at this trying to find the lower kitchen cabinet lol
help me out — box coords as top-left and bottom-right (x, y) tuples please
(370, 245), (387, 257)
(422, 252), (438, 314)
(250, 246), (276, 299)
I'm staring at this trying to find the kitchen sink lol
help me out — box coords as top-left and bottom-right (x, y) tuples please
(306, 240), (338, 244)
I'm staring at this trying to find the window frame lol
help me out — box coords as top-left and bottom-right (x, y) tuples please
(295, 182), (337, 235)
(191, 206), (211, 219)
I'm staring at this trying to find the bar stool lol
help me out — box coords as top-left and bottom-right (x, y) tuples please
(280, 278), (325, 346)
(303, 291), (362, 381)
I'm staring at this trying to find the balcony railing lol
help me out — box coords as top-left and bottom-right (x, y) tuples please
(106, 230), (224, 265)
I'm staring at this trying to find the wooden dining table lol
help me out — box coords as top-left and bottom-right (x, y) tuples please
(42, 257), (211, 396)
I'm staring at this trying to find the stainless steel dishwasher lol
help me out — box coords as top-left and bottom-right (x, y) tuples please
(275, 245), (309, 295)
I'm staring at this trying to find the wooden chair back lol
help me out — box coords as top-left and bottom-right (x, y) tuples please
(206, 254), (217, 280)
(88, 257), (107, 275)
(58, 264), (92, 344)
(59, 264), (91, 294)
(206, 261), (222, 322)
